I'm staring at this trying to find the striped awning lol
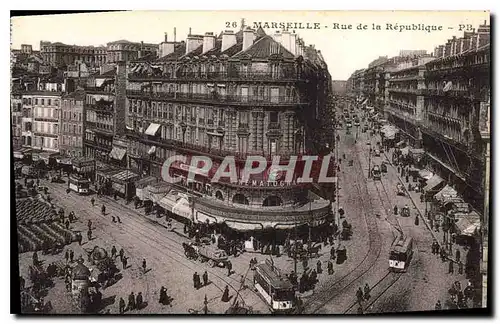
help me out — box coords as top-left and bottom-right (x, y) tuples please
(454, 211), (481, 237)
(423, 174), (444, 192)
(109, 146), (126, 161)
(145, 123), (161, 136)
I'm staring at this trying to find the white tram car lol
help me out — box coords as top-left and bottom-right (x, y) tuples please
(389, 235), (413, 272)
(254, 260), (296, 313)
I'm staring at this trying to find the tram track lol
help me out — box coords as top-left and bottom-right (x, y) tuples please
(299, 135), (383, 314)
(41, 181), (261, 312)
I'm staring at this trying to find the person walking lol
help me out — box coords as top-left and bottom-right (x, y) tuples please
(226, 260), (232, 276)
(87, 229), (92, 241)
(111, 246), (117, 259)
(117, 216), (122, 223)
(101, 204), (106, 215)
(159, 286), (166, 305)
(119, 297), (126, 314)
(193, 272), (199, 289)
(458, 261), (464, 275)
(356, 287), (364, 304)
(76, 232), (83, 246)
(112, 216), (116, 223)
(69, 250), (74, 263)
(448, 260), (454, 274)
(364, 283), (371, 300)
(327, 260), (334, 275)
(119, 248), (124, 262)
(316, 260), (322, 274)
(127, 292), (136, 311)
(136, 292), (143, 310)
(203, 271), (208, 287)
(142, 259), (147, 274)
(456, 249), (461, 263)
(330, 246), (336, 260)
(122, 256), (128, 270)
(65, 249), (69, 262)
(221, 285), (230, 302)
(87, 220), (92, 230)
(393, 205), (398, 215)
(91, 197), (95, 207)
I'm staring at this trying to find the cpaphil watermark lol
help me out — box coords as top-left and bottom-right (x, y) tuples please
(161, 155), (336, 185)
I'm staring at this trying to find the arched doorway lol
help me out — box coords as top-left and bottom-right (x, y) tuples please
(232, 193), (249, 205)
(263, 195), (283, 207)
(215, 190), (224, 201)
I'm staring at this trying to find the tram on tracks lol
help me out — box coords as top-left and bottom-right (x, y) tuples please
(254, 259), (296, 313)
(371, 165), (381, 180)
(389, 235), (413, 272)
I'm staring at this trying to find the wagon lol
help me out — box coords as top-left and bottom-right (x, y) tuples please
(182, 242), (198, 260)
(198, 245), (228, 267)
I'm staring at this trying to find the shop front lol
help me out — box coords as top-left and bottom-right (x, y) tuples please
(110, 170), (140, 200)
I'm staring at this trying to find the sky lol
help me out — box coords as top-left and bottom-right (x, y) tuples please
(11, 11), (489, 80)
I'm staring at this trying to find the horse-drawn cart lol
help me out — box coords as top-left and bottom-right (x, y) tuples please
(182, 242), (228, 267)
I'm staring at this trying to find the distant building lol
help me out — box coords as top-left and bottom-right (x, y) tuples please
(106, 40), (158, 63)
(60, 90), (85, 158)
(40, 41), (107, 68)
(331, 80), (347, 94)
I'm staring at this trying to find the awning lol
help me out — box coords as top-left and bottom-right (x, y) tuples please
(135, 187), (150, 201)
(13, 151), (24, 159)
(158, 193), (177, 212)
(454, 211), (481, 236)
(418, 169), (433, 180)
(172, 197), (192, 219)
(423, 174), (444, 192)
(206, 131), (224, 137)
(109, 146), (127, 161)
(400, 147), (410, 156)
(148, 146), (156, 155)
(111, 169), (139, 182)
(434, 185), (458, 202)
(145, 123), (161, 136)
(95, 78), (113, 87)
(410, 148), (425, 156)
(57, 157), (73, 165)
(135, 176), (157, 189)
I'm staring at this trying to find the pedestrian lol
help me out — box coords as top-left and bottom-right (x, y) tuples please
(330, 247), (336, 260)
(112, 216), (116, 223)
(458, 261), (464, 275)
(226, 260), (232, 276)
(119, 248), (124, 261)
(203, 270), (208, 287)
(136, 292), (143, 310)
(159, 286), (166, 305)
(310, 269), (318, 284)
(193, 272), (199, 289)
(356, 287), (364, 304)
(414, 214), (419, 226)
(91, 197), (95, 206)
(448, 260), (454, 274)
(119, 297), (126, 314)
(76, 232), (82, 245)
(65, 249), (69, 262)
(122, 256), (128, 270)
(456, 249), (461, 263)
(69, 249), (74, 262)
(316, 260), (322, 274)
(111, 246), (117, 258)
(117, 216), (121, 223)
(65, 219), (70, 229)
(101, 204), (106, 215)
(87, 229), (92, 241)
(127, 292), (136, 311)
(393, 205), (398, 215)
(327, 260), (334, 275)
(221, 285), (230, 302)
(364, 283), (371, 300)
(302, 258), (308, 270)
(87, 220), (92, 230)
(142, 259), (147, 273)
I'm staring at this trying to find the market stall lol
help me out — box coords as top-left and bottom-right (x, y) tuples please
(110, 170), (140, 200)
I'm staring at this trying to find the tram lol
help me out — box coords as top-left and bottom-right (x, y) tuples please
(254, 260), (296, 313)
(389, 235), (413, 272)
(68, 174), (91, 194)
(371, 165), (381, 180)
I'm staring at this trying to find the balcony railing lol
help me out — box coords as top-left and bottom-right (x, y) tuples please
(126, 90), (304, 106)
(268, 122), (280, 129)
(387, 87), (424, 95)
(425, 88), (472, 99)
(85, 87), (115, 95)
(128, 70), (305, 82)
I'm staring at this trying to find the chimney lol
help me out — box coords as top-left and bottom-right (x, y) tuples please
(174, 27), (177, 42)
(272, 30), (282, 46)
(242, 27), (255, 51)
(159, 42), (175, 58)
(202, 32), (216, 54)
(290, 32), (297, 56)
(164, 33), (168, 43)
(186, 34), (203, 55)
(221, 30), (237, 52)
(281, 30), (291, 53)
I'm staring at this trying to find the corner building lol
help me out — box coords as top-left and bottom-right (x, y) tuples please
(122, 27), (333, 231)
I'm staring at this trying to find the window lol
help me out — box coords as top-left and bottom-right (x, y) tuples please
(270, 112), (279, 123)
(48, 99), (52, 106)
(35, 98), (38, 105)
(41, 99), (45, 106)
(79, 125), (82, 134)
